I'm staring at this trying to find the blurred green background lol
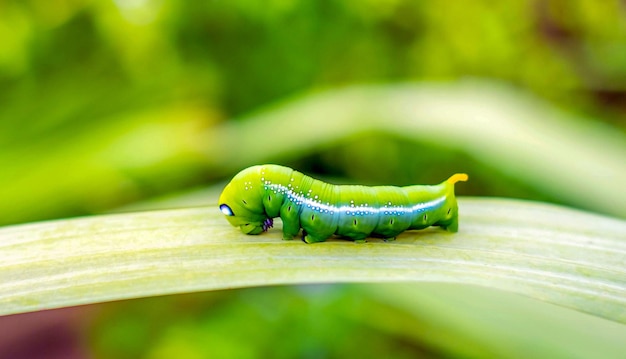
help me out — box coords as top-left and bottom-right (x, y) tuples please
(1, 0), (625, 358)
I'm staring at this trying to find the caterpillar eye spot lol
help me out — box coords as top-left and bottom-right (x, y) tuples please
(219, 204), (234, 216)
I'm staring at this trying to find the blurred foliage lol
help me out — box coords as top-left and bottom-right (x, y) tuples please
(90, 286), (431, 359)
(2, 0), (626, 358)
(1, 0), (625, 225)
(89, 284), (626, 359)
(2, 0), (626, 118)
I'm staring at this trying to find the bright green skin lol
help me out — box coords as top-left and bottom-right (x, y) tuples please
(219, 165), (467, 243)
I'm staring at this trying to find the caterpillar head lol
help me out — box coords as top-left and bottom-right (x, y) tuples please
(218, 167), (271, 235)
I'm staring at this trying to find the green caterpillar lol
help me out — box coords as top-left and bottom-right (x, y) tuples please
(219, 165), (468, 243)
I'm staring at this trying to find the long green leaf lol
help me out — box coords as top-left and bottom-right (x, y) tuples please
(1, 198), (624, 323)
(205, 82), (626, 217)
(355, 283), (626, 358)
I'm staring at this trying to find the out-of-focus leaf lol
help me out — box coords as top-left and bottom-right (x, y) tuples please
(0, 103), (214, 225)
(1, 198), (624, 326)
(354, 283), (626, 358)
(1, 82), (624, 225)
(206, 82), (626, 217)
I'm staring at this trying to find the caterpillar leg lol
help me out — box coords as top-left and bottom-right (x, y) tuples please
(441, 216), (459, 232)
(282, 223), (300, 240)
(349, 233), (369, 244)
(283, 225), (301, 240)
(303, 232), (328, 244)
(303, 235), (326, 244)
(383, 237), (396, 242)
(299, 214), (335, 244)
(280, 203), (301, 240)
(301, 230), (329, 244)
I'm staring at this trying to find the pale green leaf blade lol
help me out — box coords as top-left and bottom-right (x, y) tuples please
(1, 198), (625, 325)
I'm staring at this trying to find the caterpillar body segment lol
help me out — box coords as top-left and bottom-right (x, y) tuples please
(218, 165), (467, 243)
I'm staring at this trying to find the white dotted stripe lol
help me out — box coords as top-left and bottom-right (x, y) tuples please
(263, 183), (446, 217)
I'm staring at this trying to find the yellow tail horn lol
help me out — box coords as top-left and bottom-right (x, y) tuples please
(447, 173), (468, 184)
